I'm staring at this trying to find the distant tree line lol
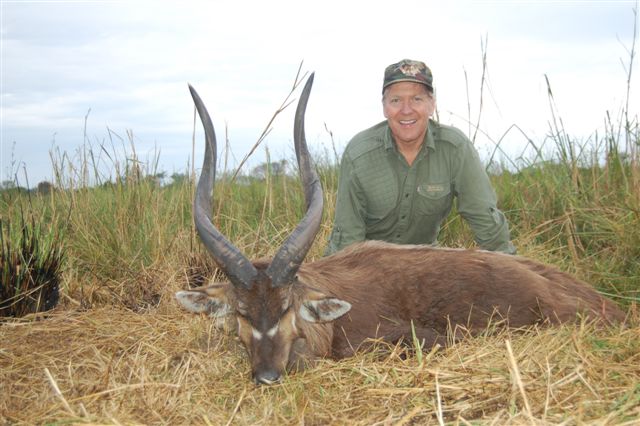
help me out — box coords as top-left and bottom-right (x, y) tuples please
(0, 180), (54, 195)
(0, 160), (292, 195)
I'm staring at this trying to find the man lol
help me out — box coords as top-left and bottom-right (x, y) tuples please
(325, 59), (516, 255)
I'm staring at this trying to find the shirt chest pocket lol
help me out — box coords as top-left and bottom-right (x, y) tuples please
(415, 182), (453, 217)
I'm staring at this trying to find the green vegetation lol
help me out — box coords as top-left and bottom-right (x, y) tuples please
(0, 214), (63, 317)
(0, 107), (638, 312)
(1, 48), (638, 424)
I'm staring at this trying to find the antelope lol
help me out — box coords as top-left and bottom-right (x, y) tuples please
(177, 74), (625, 385)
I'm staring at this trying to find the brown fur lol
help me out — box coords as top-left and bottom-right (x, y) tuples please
(179, 241), (625, 383)
(183, 77), (624, 384)
(295, 241), (625, 359)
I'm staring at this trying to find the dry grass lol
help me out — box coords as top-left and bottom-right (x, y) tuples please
(2, 46), (639, 425)
(1, 298), (638, 425)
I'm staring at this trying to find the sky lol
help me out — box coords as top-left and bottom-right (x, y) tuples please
(1, 0), (638, 187)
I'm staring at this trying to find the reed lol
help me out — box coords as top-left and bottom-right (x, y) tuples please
(1, 33), (638, 424)
(0, 214), (63, 317)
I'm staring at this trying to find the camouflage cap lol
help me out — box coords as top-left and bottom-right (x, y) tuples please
(382, 59), (433, 93)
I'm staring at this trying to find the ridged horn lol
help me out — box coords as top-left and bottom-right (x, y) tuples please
(267, 73), (323, 287)
(189, 84), (258, 289)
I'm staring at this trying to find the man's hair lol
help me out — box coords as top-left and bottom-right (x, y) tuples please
(381, 84), (435, 102)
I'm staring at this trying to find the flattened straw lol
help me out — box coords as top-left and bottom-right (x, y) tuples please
(576, 367), (599, 398)
(394, 405), (423, 426)
(79, 403), (89, 418)
(458, 417), (473, 426)
(44, 367), (76, 417)
(225, 386), (247, 426)
(435, 371), (445, 426)
(544, 358), (551, 418)
(67, 382), (180, 403)
(505, 339), (534, 422)
(108, 415), (124, 426)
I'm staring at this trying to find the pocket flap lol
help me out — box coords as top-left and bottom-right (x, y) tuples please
(417, 182), (451, 199)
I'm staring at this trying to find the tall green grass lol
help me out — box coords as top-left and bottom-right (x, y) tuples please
(0, 64), (638, 312)
(2, 125), (637, 311)
(0, 213), (63, 317)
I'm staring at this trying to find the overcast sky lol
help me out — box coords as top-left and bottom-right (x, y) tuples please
(1, 0), (638, 187)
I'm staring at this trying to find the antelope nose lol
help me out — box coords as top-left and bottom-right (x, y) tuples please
(254, 369), (281, 385)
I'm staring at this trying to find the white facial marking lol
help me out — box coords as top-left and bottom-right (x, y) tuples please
(252, 327), (263, 341)
(266, 323), (279, 338)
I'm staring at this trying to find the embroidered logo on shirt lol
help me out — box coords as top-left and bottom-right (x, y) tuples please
(417, 183), (449, 199)
(423, 184), (445, 193)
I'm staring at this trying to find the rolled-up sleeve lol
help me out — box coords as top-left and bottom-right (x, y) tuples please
(453, 142), (516, 254)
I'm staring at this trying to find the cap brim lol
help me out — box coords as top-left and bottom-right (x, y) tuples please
(382, 78), (433, 92)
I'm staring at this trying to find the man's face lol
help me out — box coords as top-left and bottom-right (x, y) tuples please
(382, 82), (435, 148)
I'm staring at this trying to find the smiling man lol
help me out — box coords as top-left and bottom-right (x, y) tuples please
(325, 59), (516, 255)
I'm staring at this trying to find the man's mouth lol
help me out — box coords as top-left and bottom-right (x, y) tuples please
(399, 119), (417, 126)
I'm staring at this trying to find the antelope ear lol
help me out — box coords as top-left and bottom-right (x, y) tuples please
(299, 292), (352, 323)
(175, 284), (232, 318)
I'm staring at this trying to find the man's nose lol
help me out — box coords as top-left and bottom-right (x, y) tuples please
(400, 100), (413, 114)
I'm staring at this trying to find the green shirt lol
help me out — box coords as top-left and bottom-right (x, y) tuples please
(325, 119), (516, 255)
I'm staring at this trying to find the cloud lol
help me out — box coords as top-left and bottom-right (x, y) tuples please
(1, 0), (638, 186)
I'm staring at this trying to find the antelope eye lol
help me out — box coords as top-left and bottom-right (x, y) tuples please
(281, 289), (294, 312)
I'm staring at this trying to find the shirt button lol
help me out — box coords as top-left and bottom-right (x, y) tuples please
(405, 193), (409, 198)
(401, 215), (406, 219)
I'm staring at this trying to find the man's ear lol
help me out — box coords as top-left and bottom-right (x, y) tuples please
(175, 283), (232, 318)
(299, 290), (352, 323)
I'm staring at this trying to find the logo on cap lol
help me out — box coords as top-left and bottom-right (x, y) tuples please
(383, 59), (433, 93)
